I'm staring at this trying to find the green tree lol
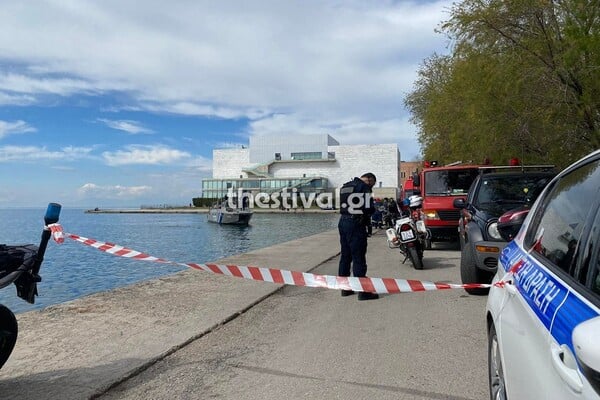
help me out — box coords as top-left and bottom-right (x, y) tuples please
(406, 0), (600, 168)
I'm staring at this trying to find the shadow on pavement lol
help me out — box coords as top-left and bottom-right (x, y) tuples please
(0, 358), (145, 400)
(234, 363), (479, 400)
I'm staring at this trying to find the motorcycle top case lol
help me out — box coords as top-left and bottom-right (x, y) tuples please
(394, 217), (411, 230)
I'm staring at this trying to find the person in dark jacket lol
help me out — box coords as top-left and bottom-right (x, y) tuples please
(371, 199), (383, 229)
(338, 172), (378, 300)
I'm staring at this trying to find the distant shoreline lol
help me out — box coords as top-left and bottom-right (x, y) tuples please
(84, 207), (339, 214)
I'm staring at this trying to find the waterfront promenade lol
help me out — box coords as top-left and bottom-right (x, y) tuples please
(0, 229), (488, 399)
(0, 229), (342, 399)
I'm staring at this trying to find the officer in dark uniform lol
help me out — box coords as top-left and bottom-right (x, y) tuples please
(338, 172), (378, 300)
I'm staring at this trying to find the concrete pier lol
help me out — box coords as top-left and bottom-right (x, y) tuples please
(0, 230), (341, 399)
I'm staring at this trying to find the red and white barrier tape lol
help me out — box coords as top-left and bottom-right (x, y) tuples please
(47, 224), (494, 294)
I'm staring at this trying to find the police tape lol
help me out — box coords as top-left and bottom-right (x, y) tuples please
(47, 223), (494, 294)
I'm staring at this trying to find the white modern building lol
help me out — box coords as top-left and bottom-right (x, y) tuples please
(201, 134), (401, 200)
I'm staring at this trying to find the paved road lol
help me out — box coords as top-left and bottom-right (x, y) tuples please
(99, 232), (489, 400)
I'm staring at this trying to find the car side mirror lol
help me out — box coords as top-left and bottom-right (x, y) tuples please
(497, 207), (530, 242)
(453, 198), (466, 209)
(573, 316), (600, 396)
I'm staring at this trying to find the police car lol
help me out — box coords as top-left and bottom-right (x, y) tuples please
(486, 149), (600, 399)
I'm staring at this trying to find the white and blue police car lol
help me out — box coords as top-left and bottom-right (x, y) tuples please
(486, 149), (600, 399)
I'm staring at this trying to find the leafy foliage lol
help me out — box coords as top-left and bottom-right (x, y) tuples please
(405, 0), (600, 168)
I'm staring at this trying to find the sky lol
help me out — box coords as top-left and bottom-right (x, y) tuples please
(0, 1), (454, 208)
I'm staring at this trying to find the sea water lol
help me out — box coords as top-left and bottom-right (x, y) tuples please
(0, 208), (338, 313)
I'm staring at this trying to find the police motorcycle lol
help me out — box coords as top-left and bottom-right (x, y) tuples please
(385, 195), (428, 270)
(0, 203), (61, 370)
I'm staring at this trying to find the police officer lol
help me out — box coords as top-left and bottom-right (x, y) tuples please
(338, 172), (378, 300)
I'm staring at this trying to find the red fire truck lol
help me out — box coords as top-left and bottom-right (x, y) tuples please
(412, 161), (481, 248)
(401, 176), (417, 199)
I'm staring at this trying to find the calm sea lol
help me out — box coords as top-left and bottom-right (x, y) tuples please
(0, 208), (338, 314)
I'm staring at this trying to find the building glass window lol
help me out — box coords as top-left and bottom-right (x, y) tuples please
(290, 152), (322, 160)
(203, 176), (328, 198)
(241, 180), (258, 188)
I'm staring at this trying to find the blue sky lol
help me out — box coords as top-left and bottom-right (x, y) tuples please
(0, 1), (453, 208)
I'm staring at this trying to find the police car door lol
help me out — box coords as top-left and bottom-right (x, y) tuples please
(522, 156), (600, 399)
(544, 159), (600, 400)
(497, 239), (566, 399)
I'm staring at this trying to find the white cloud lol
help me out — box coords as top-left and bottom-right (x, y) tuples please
(0, 1), (453, 207)
(0, 73), (103, 97)
(97, 118), (153, 134)
(248, 113), (423, 159)
(0, 145), (92, 162)
(0, 120), (36, 139)
(101, 145), (191, 166)
(0, 1), (450, 125)
(77, 183), (152, 198)
(0, 91), (36, 106)
(138, 101), (270, 120)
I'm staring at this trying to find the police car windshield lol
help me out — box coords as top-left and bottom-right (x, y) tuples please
(424, 169), (479, 196)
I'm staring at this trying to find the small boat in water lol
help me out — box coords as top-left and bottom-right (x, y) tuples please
(207, 204), (253, 225)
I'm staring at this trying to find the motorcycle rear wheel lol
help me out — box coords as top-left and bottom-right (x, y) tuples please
(0, 304), (18, 370)
(408, 246), (424, 270)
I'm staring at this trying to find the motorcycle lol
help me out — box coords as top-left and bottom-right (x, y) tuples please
(385, 196), (428, 270)
(0, 203), (61, 370)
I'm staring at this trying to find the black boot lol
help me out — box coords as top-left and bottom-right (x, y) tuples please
(358, 292), (379, 301)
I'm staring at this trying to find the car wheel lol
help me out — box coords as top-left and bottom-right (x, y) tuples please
(488, 323), (507, 400)
(460, 244), (490, 295)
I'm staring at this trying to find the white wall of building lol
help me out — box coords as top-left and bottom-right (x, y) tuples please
(268, 144), (399, 188)
(210, 139), (400, 190)
(213, 148), (249, 179)
(249, 134), (339, 164)
(330, 144), (400, 188)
